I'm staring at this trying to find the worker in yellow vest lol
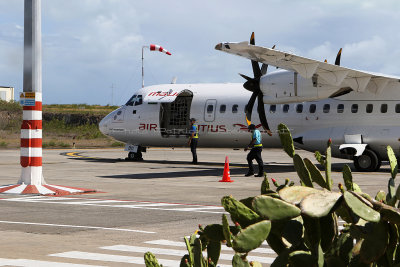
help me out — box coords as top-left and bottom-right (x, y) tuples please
(244, 124), (264, 177)
(188, 118), (199, 164)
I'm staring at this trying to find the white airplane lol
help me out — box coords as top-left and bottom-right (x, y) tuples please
(99, 33), (400, 172)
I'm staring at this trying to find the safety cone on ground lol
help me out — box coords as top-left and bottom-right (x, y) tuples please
(219, 156), (234, 182)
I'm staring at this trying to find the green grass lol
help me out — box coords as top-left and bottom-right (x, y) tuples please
(0, 141), (8, 148)
(43, 119), (105, 139)
(111, 141), (125, 147)
(0, 100), (22, 112)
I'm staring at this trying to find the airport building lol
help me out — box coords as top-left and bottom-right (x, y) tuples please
(0, 86), (14, 102)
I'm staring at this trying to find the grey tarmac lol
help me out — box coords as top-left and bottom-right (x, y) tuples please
(0, 147), (391, 266)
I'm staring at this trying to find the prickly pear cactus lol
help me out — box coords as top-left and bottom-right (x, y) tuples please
(278, 123), (295, 158)
(144, 252), (163, 267)
(146, 122), (400, 266)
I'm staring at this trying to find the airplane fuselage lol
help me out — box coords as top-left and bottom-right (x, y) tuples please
(100, 70), (400, 168)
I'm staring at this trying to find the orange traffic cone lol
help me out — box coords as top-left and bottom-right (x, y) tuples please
(219, 156), (234, 182)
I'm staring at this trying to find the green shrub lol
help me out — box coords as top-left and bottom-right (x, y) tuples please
(0, 141), (8, 148)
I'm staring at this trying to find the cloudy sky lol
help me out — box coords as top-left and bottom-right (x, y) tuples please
(0, 0), (399, 105)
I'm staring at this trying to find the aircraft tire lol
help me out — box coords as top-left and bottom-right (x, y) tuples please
(353, 149), (379, 172)
(127, 151), (143, 161)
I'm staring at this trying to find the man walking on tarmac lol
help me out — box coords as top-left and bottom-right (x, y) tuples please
(244, 124), (264, 177)
(188, 118), (199, 164)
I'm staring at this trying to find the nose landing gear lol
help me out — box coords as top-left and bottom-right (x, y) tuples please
(126, 146), (144, 161)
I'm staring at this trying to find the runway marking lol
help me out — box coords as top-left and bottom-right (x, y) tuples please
(50, 251), (182, 267)
(0, 258), (104, 267)
(0, 220), (155, 234)
(2, 196), (226, 214)
(101, 244), (275, 263)
(145, 239), (276, 254)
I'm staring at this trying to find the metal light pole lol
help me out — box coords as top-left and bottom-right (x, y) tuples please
(142, 45), (148, 88)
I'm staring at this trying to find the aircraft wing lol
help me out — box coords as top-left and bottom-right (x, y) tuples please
(215, 41), (400, 94)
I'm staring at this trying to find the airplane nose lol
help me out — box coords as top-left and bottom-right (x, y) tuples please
(99, 116), (110, 135)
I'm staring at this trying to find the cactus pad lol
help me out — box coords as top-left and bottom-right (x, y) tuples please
(278, 123), (295, 158)
(304, 158), (328, 189)
(388, 145), (398, 179)
(278, 186), (320, 205)
(232, 220), (271, 253)
(293, 154), (313, 187)
(343, 191), (380, 222)
(252, 195), (301, 221)
(300, 190), (342, 218)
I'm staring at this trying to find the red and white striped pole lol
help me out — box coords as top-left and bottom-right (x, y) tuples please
(0, 0), (95, 195)
(19, 92), (44, 186)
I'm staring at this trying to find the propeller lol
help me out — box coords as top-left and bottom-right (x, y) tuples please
(240, 32), (273, 136)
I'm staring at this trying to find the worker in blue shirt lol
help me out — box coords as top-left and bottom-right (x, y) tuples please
(244, 124), (264, 177)
(188, 118), (199, 164)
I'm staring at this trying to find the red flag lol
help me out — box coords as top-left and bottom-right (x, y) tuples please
(149, 44), (172, 55)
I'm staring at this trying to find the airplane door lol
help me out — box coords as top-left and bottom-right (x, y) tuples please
(204, 99), (217, 122)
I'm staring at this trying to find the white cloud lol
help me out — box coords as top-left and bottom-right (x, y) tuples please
(0, 0), (400, 104)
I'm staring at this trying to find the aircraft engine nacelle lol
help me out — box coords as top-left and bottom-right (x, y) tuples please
(260, 71), (349, 104)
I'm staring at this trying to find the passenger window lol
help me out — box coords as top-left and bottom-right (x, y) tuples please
(351, 104), (358, 113)
(296, 104), (303, 113)
(366, 104), (373, 113)
(220, 105), (226, 113)
(396, 104), (400, 113)
(323, 104), (330, 113)
(207, 105), (214, 113)
(381, 104), (388, 113)
(309, 104), (316, 113)
(232, 104), (238, 113)
(283, 104), (290, 113)
(269, 105), (276, 113)
(337, 104), (344, 113)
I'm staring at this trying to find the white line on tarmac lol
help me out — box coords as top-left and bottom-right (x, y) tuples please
(50, 251), (183, 267)
(0, 258), (105, 267)
(0, 220), (155, 234)
(145, 239), (276, 254)
(101, 245), (275, 264)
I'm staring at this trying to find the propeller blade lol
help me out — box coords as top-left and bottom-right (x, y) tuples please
(245, 92), (258, 125)
(335, 48), (342, 66)
(239, 73), (252, 82)
(257, 91), (272, 136)
(249, 32), (262, 79)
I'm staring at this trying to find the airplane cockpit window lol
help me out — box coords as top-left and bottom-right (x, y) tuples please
(337, 104), (344, 113)
(232, 104), (238, 113)
(283, 104), (290, 113)
(309, 104), (316, 113)
(296, 104), (303, 113)
(220, 105), (226, 113)
(366, 104), (373, 113)
(125, 94), (143, 106)
(207, 105), (214, 113)
(396, 104), (400, 113)
(351, 104), (358, 113)
(323, 104), (330, 113)
(381, 104), (388, 113)
(270, 105), (276, 113)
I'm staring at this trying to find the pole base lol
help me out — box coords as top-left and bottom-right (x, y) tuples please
(0, 184), (97, 196)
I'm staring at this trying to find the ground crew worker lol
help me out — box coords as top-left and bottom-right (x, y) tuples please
(244, 124), (264, 177)
(188, 118), (198, 164)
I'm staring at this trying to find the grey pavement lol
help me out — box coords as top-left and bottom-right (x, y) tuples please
(0, 147), (392, 266)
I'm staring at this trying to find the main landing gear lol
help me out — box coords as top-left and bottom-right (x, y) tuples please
(353, 149), (381, 172)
